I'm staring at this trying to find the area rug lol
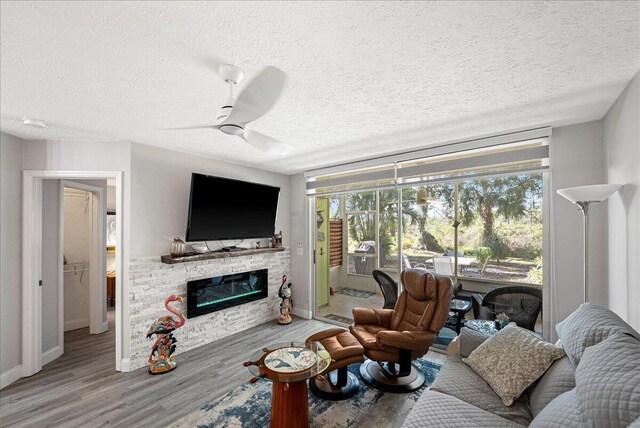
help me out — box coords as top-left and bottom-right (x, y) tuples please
(335, 288), (376, 299)
(170, 359), (441, 428)
(324, 313), (354, 324)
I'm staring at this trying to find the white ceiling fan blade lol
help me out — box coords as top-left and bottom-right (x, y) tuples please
(164, 123), (220, 130)
(222, 66), (287, 125)
(242, 129), (292, 155)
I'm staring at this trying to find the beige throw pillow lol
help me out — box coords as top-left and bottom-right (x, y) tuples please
(463, 324), (565, 406)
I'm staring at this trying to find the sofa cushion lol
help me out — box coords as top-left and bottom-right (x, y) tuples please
(463, 324), (565, 406)
(431, 355), (531, 425)
(556, 302), (640, 366)
(529, 389), (585, 428)
(402, 390), (522, 428)
(529, 356), (575, 417)
(459, 326), (491, 358)
(574, 332), (640, 428)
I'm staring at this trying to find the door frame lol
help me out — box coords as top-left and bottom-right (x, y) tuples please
(62, 180), (107, 335)
(22, 171), (124, 377)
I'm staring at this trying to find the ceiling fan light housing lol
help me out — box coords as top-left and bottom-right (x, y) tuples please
(218, 64), (244, 84)
(219, 124), (244, 136)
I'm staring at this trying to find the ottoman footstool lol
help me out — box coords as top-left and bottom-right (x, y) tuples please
(306, 328), (365, 400)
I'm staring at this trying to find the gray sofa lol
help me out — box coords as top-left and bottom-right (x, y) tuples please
(403, 303), (640, 427)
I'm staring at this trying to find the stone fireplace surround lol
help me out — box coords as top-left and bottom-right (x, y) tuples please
(128, 249), (290, 370)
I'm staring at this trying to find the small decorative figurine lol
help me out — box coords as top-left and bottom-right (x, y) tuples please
(170, 237), (186, 257)
(146, 295), (186, 374)
(272, 231), (283, 248)
(278, 275), (292, 325)
(256, 241), (261, 249)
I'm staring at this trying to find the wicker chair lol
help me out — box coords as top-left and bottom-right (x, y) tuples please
(471, 286), (542, 331)
(372, 270), (398, 310)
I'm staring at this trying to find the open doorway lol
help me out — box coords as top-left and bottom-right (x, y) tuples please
(39, 179), (114, 369)
(22, 171), (124, 379)
(314, 194), (388, 326)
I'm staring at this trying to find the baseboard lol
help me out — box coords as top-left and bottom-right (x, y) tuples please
(64, 318), (89, 331)
(120, 358), (131, 372)
(292, 307), (313, 319)
(1, 365), (22, 390)
(42, 346), (63, 366)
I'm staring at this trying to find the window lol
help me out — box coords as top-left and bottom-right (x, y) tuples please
(401, 184), (455, 271)
(399, 173), (542, 284)
(328, 195), (343, 268)
(312, 134), (548, 285)
(456, 174), (543, 284)
(346, 191), (377, 276)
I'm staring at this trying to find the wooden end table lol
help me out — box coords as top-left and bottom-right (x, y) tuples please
(244, 342), (331, 428)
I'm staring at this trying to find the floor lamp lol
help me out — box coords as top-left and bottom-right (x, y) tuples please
(557, 184), (621, 302)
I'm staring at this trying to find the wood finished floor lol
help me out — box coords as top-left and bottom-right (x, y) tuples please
(0, 314), (334, 428)
(0, 314), (447, 428)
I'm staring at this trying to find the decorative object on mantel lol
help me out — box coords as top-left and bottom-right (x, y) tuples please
(255, 241), (261, 249)
(191, 243), (209, 254)
(557, 183), (621, 302)
(170, 237), (186, 257)
(278, 275), (292, 325)
(146, 295), (186, 375)
(272, 230), (283, 248)
(160, 246), (285, 264)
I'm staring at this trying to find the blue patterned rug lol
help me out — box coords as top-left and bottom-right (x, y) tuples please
(335, 288), (376, 299)
(170, 359), (441, 428)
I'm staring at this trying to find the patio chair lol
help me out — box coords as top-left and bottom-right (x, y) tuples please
(432, 256), (454, 276)
(471, 286), (542, 331)
(372, 270), (398, 309)
(402, 254), (427, 270)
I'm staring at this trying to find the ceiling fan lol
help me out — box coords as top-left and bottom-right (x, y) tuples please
(168, 64), (292, 155)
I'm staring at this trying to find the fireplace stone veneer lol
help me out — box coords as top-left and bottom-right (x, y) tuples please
(128, 248), (290, 370)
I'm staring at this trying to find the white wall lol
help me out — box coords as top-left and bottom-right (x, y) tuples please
(41, 180), (61, 354)
(0, 132), (24, 387)
(129, 143), (291, 256)
(289, 173), (312, 318)
(604, 70), (640, 331)
(549, 121), (607, 327)
(63, 188), (91, 331)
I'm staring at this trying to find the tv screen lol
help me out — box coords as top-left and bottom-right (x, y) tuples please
(185, 173), (280, 242)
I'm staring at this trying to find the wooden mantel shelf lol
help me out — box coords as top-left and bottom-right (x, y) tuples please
(160, 246), (286, 264)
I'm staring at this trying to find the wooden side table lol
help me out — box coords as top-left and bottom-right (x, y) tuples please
(244, 342), (331, 428)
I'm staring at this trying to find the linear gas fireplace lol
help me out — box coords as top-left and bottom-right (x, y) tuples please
(186, 268), (268, 318)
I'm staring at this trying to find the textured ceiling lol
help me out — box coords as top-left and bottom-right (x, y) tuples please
(1, 1), (639, 174)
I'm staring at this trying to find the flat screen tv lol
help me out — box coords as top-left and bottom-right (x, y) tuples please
(185, 173), (280, 242)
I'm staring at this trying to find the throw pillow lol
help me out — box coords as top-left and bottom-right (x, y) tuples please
(529, 389), (584, 428)
(556, 302), (640, 366)
(463, 324), (565, 406)
(575, 332), (640, 427)
(459, 327), (491, 358)
(528, 356), (576, 417)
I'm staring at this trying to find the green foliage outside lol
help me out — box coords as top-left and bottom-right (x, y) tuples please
(343, 173), (543, 284)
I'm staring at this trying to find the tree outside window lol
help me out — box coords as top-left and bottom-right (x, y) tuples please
(342, 172), (543, 285)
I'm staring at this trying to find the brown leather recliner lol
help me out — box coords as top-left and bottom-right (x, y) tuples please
(350, 269), (453, 392)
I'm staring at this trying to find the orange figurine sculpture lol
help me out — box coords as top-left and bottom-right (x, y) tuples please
(146, 295), (186, 375)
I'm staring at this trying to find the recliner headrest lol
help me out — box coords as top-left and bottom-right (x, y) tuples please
(401, 269), (436, 301)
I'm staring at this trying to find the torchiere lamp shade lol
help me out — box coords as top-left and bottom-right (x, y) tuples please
(557, 184), (621, 203)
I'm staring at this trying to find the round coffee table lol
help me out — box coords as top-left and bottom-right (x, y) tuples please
(244, 342), (331, 428)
